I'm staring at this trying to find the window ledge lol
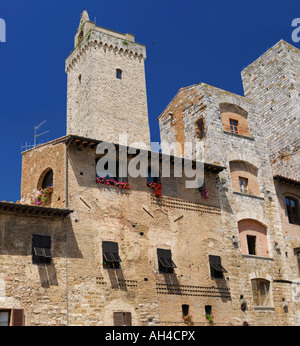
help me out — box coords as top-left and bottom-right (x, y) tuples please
(254, 306), (275, 311)
(242, 254), (273, 261)
(223, 130), (255, 141)
(233, 191), (264, 200)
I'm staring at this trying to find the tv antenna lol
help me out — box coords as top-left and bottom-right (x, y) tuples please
(21, 120), (50, 152)
(34, 120), (49, 147)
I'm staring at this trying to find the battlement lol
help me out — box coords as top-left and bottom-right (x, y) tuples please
(66, 13), (146, 73)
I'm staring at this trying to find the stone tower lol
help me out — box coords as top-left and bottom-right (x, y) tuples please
(241, 40), (300, 180)
(65, 10), (151, 148)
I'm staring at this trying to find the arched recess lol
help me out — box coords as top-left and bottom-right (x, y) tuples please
(219, 102), (250, 137)
(238, 219), (269, 257)
(229, 160), (259, 196)
(37, 168), (54, 190)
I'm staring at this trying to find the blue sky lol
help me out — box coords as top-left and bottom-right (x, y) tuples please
(0, 0), (299, 202)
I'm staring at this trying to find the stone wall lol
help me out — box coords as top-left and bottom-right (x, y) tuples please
(241, 40), (300, 181)
(158, 82), (296, 325)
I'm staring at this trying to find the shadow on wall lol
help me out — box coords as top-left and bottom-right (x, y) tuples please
(0, 214), (82, 287)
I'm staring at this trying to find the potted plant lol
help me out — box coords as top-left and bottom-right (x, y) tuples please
(183, 314), (193, 325)
(147, 181), (162, 198)
(31, 186), (53, 207)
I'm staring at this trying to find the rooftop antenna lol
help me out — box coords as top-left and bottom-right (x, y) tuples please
(21, 120), (50, 152)
(34, 120), (49, 147)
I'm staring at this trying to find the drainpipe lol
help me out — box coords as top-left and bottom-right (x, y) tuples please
(65, 136), (72, 326)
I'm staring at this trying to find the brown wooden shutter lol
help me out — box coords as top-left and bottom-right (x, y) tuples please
(11, 309), (24, 326)
(125, 312), (132, 326)
(113, 312), (123, 326)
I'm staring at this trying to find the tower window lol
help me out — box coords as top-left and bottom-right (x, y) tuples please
(116, 69), (122, 79)
(251, 279), (271, 306)
(195, 117), (205, 139)
(229, 119), (238, 134)
(247, 235), (256, 255)
(239, 177), (248, 194)
(182, 304), (189, 317)
(285, 197), (300, 225)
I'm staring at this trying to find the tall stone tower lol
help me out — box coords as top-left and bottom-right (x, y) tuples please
(241, 40), (300, 180)
(65, 10), (151, 148)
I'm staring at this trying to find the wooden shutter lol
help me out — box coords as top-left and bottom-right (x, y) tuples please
(125, 312), (132, 326)
(11, 309), (24, 326)
(113, 312), (123, 326)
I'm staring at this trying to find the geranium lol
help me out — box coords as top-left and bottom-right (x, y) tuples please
(206, 313), (214, 322)
(147, 181), (162, 198)
(183, 314), (192, 322)
(31, 186), (53, 207)
(96, 177), (131, 189)
(198, 185), (209, 199)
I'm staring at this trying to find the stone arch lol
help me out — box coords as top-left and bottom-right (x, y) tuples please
(37, 167), (53, 190)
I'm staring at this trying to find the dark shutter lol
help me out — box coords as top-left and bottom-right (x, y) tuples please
(32, 235), (52, 264)
(157, 249), (176, 268)
(11, 309), (24, 326)
(103, 242), (122, 263)
(113, 312), (124, 326)
(209, 255), (227, 278)
(125, 312), (132, 326)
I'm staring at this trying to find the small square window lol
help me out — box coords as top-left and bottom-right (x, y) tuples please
(229, 119), (238, 134)
(116, 69), (122, 79)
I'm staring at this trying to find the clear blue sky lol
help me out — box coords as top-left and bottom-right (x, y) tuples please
(0, 0), (299, 202)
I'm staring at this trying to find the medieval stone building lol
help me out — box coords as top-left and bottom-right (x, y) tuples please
(0, 11), (299, 326)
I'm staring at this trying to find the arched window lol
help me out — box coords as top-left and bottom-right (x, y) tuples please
(42, 169), (53, 189)
(229, 161), (259, 196)
(220, 103), (250, 137)
(116, 69), (122, 79)
(285, 196), (300, 225)
(37, 168), (53, 190)
(251, 279), (271, 307)
(238, 219), (268, 257)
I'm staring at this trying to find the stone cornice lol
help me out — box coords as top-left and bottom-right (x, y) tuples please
(65, 29), (146, 72)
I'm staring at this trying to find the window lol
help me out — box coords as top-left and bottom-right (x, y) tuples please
(0, 310), (10, 326)
(229, 119), (238, 134)
(195, 117), (205, 139)
(42, 169), (53, 189)
(113, 312), (132, 326)
(247, 235), (256, 255)
(102, 241), (122, 269)
(32, 234), (52, 264)
(116, 69), (122, 79)
(251, 279), (271, 307)
(209, 255), (227, 279)
(239, 177), (248, 193)
(182, 305), (189, 317)
(157, 249), (176, 273)
(147, 166), (161, 184)
(285, 197), (300, 225)
(0, 309), (24, 326)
